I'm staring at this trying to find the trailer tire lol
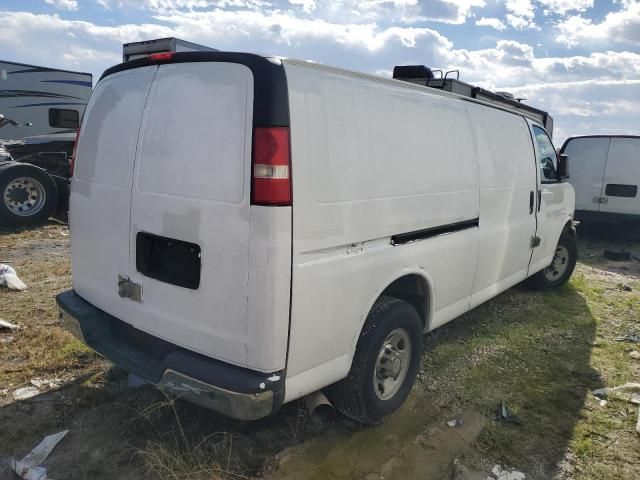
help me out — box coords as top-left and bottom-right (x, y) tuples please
(527, 233), (577, 290)
(327, 296), (423, 425)
(0, 163), (57, 227)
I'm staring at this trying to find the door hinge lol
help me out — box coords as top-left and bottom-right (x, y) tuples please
(118, 275), (143, 302)
(593, 196), (608, 204)
(530, 236), (541, 248)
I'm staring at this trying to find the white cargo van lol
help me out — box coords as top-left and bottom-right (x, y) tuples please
(561, 135), (640, 223)
(56, 52), (577, 424)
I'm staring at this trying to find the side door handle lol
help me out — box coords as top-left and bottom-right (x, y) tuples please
(537, 189), (542, 211)
(529, 191), (534, 214)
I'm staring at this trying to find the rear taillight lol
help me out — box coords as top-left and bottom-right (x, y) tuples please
(252, 127), (291, 206)
(70, 126), (80, 176)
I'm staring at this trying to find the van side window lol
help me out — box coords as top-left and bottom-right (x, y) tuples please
(49, 108), (79, 129)
(532, 126), (558, 183)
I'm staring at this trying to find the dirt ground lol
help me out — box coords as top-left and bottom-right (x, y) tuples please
(1, 221), (640, 479)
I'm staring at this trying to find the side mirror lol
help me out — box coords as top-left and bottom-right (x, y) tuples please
(557, 154), (569, 180)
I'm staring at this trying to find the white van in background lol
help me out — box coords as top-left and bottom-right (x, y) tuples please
(57, 51), (577, 425)
(561, 135), (640, 223)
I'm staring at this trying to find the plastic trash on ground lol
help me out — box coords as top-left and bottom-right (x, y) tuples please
(0, 264), (27, 291)
(0, 318), (19, 330)
(11, 430), (68, 480)
(13, 386), (40, 401)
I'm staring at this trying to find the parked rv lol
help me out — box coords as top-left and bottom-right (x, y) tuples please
(56, 51), (577, 424)
(561, 135), (640, 223)
(0, 60), (91, 139)
(0, 60), (92, 226)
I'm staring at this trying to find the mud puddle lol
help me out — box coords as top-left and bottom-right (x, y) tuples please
(271, 392), (484, 480)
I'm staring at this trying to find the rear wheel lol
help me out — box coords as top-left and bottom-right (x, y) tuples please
(527, 233), (577, 289)
(327, 296), (423, 425)
(0, 163), (57, 227)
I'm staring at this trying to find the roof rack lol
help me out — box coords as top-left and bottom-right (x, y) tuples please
(392, 65), (554, 137)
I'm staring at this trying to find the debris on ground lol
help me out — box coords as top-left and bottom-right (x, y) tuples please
(599, 399), (608, 407)
(620, 283), (633, 292)
(593, 383), (640, 405)
(0, 264), (27, 291)
(0, 335), (15, 344)
(496, 400), (522, 425)
(11, 430), (69, 480)
(0, 318), (19, 330)
(593, 383), (640, 436)
(30, 378), (61, 389)
(451, 458), (485, 480)
(489, 464), (526, 480)
(603, 250), (631, 261)
(12, 386), (40, 401)
(447, 419), (463, 427)
(615, 333), (640, 343)
(629, 351), (640, 360)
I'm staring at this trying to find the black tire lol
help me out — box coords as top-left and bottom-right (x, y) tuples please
(327, 296), (423, 425)
(527, 233), (577, 290)
(0, 163), (57, 227)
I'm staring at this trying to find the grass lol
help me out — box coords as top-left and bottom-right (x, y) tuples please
(1, 222), (640, 479)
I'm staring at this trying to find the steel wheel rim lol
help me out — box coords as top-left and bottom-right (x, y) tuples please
(3, 177), (46, 217)
(374, 328), (411, 401)
(544, 245), (570, 282)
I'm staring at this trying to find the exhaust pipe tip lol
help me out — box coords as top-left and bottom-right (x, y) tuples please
(304, 391), (336, 427)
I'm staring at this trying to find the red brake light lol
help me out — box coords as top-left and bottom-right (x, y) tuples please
(252, 127), (291, 206)
(70, 126), (80, 176)
(148, 52), (175, 62)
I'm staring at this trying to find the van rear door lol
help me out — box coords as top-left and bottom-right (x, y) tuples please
(72, 61), (255, 369)
(599, 137), (640, 215)
(126, 62), (254, 367)
(71, 66), (157, 321)
(562, 137), (610, 213)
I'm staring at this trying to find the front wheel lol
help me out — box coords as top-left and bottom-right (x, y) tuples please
(527, 233), (577, 290)
(327, 296), (423, 425)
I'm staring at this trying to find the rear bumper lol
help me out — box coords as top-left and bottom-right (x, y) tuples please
(56, 289), (284, 420)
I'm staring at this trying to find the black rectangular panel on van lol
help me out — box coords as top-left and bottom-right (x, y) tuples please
(605, 184), (638, 198)
(136, 232), (201, 289)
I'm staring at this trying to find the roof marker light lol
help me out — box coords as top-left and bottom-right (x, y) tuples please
(148, 52), (175, 62)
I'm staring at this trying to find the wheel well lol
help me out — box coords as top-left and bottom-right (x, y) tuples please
(379, 274), (429, 330)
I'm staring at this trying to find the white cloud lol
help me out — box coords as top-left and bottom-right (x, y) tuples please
(537, 0), (593, 16)
(505, 0), (537, 29)
(44, 0), (79, 10)
(288, 0), (316, 13)
(0, 8), (638, 145)
(475, 17), (506, 30)
(556, 0), (640, 47)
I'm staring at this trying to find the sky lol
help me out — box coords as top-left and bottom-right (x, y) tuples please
(1, 0), (639, 144)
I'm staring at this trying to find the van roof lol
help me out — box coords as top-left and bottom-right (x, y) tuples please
(101, 51), (546, 130)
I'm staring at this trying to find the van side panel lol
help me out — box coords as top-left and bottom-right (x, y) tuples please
(283, 62), (479, 399)
(246, 206), (292, 371)
(600, 137), (640, 215)
(562, 137), (610, 213)
(466, 103), (537, 308)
